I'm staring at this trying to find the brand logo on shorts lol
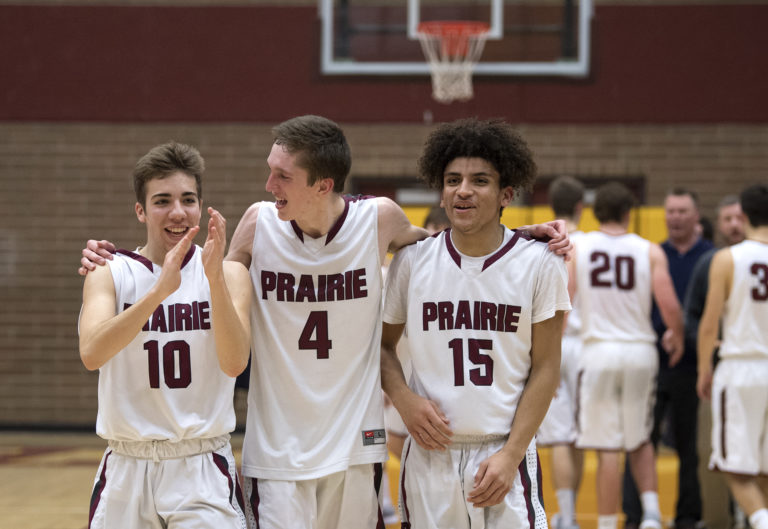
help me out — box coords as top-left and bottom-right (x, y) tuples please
(361, 429), (386, 446)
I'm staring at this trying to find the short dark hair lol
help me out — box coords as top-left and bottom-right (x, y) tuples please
(548, 176), (584, 218)
(666, 187), (700, 210)
(423, 205), (450, 231)
(717, 194), (740, 211)
(272, 115), (351, 193)
(133, 142), (204, 207)
(740, 184), (768, 227)
(417, 118), (536, 192)
(594, 182), (635, 224)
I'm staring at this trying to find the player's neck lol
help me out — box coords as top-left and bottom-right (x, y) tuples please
(293, 194), (346, 239)
(598, 222), (627, 236)
(451, 224), (505, 257)
(746, 225), (768, 244)
(138, 242), (167, 265)
(563, 218), (580, 233)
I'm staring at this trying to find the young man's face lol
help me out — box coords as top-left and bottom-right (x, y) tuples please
(717, 202), (746, 245)
(439, 157), (513, 237)
(265, 142), (324, 223)
(664, 194), (699, 243)
(135, 171), (201, 253)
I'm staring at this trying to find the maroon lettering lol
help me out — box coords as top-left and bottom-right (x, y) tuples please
(438, 301), (454, 331)
(261, 271), (276, 300)
(454, 300), (472, 329)
(175, 303), (193, 331)
(504, 305), (521, 332)
(150, 305), (168, 332)
(423, 302), (437, 331)
(277, 272), (295, 302)
(296, 275), (318, 303)
(751, 262), (768, 301)
(198, 301), (211, 330)
(352, 269), (367, 299)
(480, 302), (496, 331)
(326, 273), (344, 301)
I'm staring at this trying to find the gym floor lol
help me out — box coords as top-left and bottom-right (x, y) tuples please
(0, 431), (680, 529)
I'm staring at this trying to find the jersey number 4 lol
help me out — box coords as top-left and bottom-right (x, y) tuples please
(299, 311), (333, 359)
(145, 340), (192, 389)
(450, 338), (494, 386)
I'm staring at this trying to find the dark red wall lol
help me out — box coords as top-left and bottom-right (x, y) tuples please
(1, 4), (766, 123)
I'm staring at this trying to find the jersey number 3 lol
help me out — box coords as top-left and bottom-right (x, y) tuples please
(145, 340), (192, 389)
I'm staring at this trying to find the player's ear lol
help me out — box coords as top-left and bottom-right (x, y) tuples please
(500, 187), (514, 208)
(316, 177), (335, 196)
(135, 202), (147, 224)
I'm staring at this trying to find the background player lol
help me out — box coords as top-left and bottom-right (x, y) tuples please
(78, 115), (572, 529)
(381, 118), (571, 528)
(570, 182), (683, 529)
(78, 142), (251, 528)
(537, 175), (586, 529)
(697, 184), (768, 529)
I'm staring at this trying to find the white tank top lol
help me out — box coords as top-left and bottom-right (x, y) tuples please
(93, 246), (236, 442)
(576, 231), (655, 343)
(383, 228), (571, 436)
(720, 240), (768, 359)
(242, 197), (387, 480)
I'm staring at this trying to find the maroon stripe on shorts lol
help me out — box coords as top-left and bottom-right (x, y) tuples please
(249, 477), (261, 529)
(88, 450), (112, 527)
(211, 452), (235, 505)
(720, 388), (727, 461)
(518, 456), (536, 529)
(373, 462), (385, 529)
(399, 441), (413, 528)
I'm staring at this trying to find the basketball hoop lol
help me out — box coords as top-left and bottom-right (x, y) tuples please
(416, 21), (490, 104)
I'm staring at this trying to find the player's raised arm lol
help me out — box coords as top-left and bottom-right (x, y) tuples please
(203, 207), (251, 377)
(79, 227), (198, 370)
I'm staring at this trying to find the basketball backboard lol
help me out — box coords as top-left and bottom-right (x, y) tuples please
(319, 0), (593, 77)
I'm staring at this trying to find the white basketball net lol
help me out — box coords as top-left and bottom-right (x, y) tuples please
(417, 22), (490, 104)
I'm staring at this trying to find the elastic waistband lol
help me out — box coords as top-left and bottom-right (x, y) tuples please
(107, 434), (230, 461)
(450, 433), (509, 444)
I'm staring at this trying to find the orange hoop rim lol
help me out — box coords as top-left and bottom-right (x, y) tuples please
(416, 20), (491, 37)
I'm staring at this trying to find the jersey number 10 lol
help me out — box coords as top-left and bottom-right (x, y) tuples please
(144, 340), (192, 389)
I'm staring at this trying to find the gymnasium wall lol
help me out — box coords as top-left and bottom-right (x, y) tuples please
(1, 1), (767, 427)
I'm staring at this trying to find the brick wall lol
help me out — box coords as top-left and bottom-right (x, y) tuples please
(1, 121), (766, 427)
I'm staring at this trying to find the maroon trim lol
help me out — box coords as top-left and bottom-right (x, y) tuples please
(373, 462), (385, 529)
(325, 196), (352, 245)
(519, 456), (536, 529)
(482, 229), (522, 271)
(720, 388), (727, 461)
(117, 248), (153, 272)
(211, 452), (236, 506)
(399, 441), (413, 527)
(443, 229), (462, 269)
(180, 244), (195, 269)
(248, 477), (260, 529)
(88, 450), (112, 527)
(289, 220), (304, 242)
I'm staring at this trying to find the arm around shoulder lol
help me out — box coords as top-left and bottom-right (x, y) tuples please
(376, 197), (428, 257)
(226, 203), (260, 268)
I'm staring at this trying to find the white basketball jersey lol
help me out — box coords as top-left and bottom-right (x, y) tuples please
(242, 197), (387, 480)
(576, 231), (655, 343)
(719, 240), (768, 359)
(93, 246), (236, 442)
(383, 228), (571, 436)
(564, 230), (585, 338)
